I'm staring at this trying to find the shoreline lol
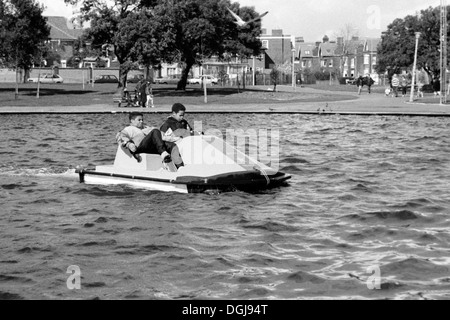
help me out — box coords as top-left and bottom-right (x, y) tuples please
(1, 85), (449, 116)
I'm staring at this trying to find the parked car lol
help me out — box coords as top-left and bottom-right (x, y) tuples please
(188, 75), (218, 85)
(28, 74), (64, 84)
(346, 77), (356, 85)
(127, 74), (144, 83)
(93, 74), (119, 84)
(154, 75), (180, 85)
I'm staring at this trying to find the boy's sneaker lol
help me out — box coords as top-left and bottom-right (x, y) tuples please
(161, 151), (171, 162)
(133, 153), (142, 163)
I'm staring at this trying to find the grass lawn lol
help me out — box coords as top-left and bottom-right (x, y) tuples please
(0, 82), (358, 107)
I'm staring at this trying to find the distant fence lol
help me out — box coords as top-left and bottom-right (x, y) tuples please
(0, 68), (143, 84)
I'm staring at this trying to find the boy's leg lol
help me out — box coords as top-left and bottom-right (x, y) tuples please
(136, 129), (169, 158)
(164, 141), (184, 168)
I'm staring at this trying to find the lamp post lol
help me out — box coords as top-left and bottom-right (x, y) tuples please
(252, 55), (255, 86)
(409, 32), (421, 102)
(291, 48), (296, 88)
(440, 0), (447, 104)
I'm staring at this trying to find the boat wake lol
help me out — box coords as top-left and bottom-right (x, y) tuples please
(0, 166), (77, 177)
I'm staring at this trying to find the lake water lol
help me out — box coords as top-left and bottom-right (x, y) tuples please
(0, 113), (449, 300)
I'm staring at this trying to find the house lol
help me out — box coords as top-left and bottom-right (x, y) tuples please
(317, 35), (340, 73)
(45, 16), (83, 67)
(361, 38), (381, 82)
(254, 29), (294, 72)
(296, 39), (316, 70)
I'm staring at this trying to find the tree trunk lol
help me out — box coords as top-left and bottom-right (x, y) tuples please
(22, 68), (31, 83)
(177, 59), (195, 91)
(119, 64), (128, 89)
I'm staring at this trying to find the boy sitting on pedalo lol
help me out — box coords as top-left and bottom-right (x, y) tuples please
(116, 112), (183, 170)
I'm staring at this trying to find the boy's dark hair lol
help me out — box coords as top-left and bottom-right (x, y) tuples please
(129, 112), (143, 121)
(172, 103), (186, 114)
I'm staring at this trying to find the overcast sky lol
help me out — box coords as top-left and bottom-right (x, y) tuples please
(38, 0), (441, 41)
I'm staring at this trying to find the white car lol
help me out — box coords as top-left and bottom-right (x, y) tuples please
(28, 74), (64, 83)
(188, 75), (218, 85)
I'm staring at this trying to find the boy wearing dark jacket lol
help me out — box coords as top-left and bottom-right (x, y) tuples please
(160, 103), (193, 143)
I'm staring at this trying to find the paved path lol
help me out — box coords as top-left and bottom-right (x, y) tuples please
(1, 85), (449, 116)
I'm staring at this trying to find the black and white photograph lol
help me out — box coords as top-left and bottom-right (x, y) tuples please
(0, 0), (449, 306)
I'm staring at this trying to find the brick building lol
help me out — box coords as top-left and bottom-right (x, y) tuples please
(45, 16), (83, 67)
(254, 29), (294, 72)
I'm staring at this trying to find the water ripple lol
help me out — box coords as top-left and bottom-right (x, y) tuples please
(0, 113), (449, 299)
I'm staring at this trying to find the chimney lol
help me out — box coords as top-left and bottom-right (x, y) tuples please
(337, 37), (344, 47)
(315, 41), (321, 48)
(323, 35), (329, 43)
(296, 37), (304, 43)
(272, 29), (283, 36)
(351, 36), (359, 41)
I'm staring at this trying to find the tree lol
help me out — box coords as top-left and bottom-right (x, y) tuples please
(64, 0), (164, 88)
(67, 0), (263, 90)
(270, 67), (279, 91)
(334, 23), (360, 43)
(376, 6), (448, 82)
(333, 23), (360, 77)
(0, 0), (50, 81)
(160, 0), (264, 90)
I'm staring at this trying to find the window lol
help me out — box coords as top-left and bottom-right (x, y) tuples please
(350, 58), (355, 68)
(372, 56), (377, 66)
(364, 54), (370, 64)
(302, 60), (306, 68)
(344, 57), (348, 67)
(167, 68), (176, 76)
(328, 60), (333, 67)
(304, 50), (311, 55)
(321, 60), (327, 67)
(262, 40), (269, 49)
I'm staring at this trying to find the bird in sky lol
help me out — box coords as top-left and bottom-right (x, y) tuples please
(226, 7), (268, 28)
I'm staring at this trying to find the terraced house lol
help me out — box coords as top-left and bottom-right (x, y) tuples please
(340, 36), (381, 83)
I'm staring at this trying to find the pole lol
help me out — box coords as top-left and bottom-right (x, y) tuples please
(15, 47), (19, 100)
(252, 56), (255, 86)
(292, 49), (295, 88)
(37, 58), (41, 99)
(409, 32), (421, 102)
(203, 67), (207, 104)
(440, 0), (447, 104)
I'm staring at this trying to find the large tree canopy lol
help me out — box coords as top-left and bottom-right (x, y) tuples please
(64, 0), (151, 87)
(376, 5), (448, 80)
(65, 0), (263, 90)
(165, 0), (263, 90)
(0, 0), (50, 81)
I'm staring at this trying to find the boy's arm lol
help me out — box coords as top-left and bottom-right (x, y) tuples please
(115, 128), (136, 151)
(160, 121), (181, 142)
(161, 127), (181, 142)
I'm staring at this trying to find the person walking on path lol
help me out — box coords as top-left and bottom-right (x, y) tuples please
(433, 75), (441, 96)
(416, 69), (428, 98)
(400, 74), (408, 97)
(391, 74), (400, 97)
